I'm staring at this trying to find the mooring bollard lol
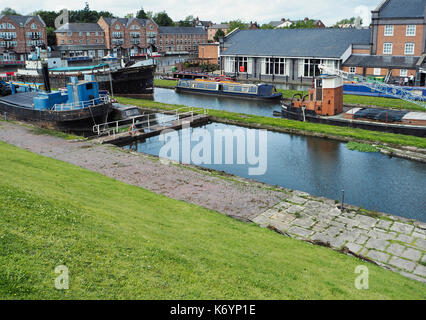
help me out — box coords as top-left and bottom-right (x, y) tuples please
(341, 189), (345, 211)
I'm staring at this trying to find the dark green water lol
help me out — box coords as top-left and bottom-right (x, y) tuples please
(124, 122), (426, 221)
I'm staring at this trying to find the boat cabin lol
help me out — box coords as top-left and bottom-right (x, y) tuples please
(291, 76), (344, 116)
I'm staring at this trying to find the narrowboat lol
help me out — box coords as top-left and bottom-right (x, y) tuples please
(175, 79), (282, 101)
(0, 63), (112, 133)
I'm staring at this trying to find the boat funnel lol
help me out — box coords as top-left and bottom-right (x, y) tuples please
(41, 61), (51, 93)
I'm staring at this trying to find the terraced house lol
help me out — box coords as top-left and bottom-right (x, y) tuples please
(0, 15), (47, 66)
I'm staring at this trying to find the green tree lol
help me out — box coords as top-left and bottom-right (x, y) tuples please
(1, 7), (20, 16)
(213, 28), (225, 42)
(333, 17), (362, 28)
(33, 10), (57, 28)
(228, 20), (247, 33)
(46, 27), (56, 47)
(136, 7), (148, 19)
(153, 11), (174, 26)
(177, 15), (194, 27)
(279, 19), (316, 29)
(260, 23), (274, 29)
(125, 13), (134, 18)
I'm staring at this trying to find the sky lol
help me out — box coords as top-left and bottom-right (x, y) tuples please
(1, 0), (377, 26)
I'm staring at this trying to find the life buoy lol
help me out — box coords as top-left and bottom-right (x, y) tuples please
(129, 124), (137, 136)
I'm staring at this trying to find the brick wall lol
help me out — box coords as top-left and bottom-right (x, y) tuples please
(56, 31), (105, 47)
(158, 32), (207, 53)
(376, 24), (424, 56)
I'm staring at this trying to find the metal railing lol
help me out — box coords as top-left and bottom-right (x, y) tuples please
(93, 107), (207, 136)
(53, 95), (110, 111)
(319, 64), (426, 108)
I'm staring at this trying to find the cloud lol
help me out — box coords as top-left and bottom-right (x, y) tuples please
(1, 0), (378, 26)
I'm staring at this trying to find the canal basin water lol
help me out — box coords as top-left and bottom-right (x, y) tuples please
(124, 121), (426, 221)
(154, 87), (282, 117)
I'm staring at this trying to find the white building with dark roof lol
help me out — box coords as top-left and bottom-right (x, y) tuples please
(220, 28), (371, 81)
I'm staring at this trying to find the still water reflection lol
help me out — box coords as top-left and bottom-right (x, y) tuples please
(124, 122), (426, 221)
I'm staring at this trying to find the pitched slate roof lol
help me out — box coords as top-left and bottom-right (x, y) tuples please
(222, 29), (371, 58)
(159, 27), (207, 34)
(377, 0), (425, 19)
(55, 23), (103, 33)
(0, 15), (46, 27)
(343, 54), (419, 69)
(102, 17), (153, 27)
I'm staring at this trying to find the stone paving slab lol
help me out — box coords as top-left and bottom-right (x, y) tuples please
(252, 196), (426, 283)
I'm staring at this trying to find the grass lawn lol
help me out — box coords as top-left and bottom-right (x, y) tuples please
(116, 96), (426, 149)
(0, 141), (424, 299)
(153, 79), (424, 111)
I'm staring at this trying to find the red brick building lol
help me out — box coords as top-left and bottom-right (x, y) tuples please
(0, 15), (47, 66)
(97, 17), (159, 57)
(342, 0), (426, 85)
(55, 23), (107, 59)
(157, 27), (207, 54)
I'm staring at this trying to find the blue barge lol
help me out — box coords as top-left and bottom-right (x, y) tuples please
(0, 67), (111, 132)
(175, 80), (282, 101)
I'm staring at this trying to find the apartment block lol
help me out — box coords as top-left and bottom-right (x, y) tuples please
(0, 15), (47, 66)
(97, 17), (159, 57)
(157, 27), (207, 54)
(55, 23), (107, 59)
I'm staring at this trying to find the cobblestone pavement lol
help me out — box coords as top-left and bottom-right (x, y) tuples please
(253, 191), (426, 283)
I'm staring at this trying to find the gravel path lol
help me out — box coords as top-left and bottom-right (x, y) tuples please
(0, 121), (285, 220)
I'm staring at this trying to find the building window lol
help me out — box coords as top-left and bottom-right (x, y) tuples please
(61, 40), (65, 44)
(67, 32), (72, 36)
(262, 58), (288, 75)
(405, 43), (415, 55)
(303, 59), (321, 77)
(400, 69), (408, 77)
(383, 42), (393, 54)
(224, 56), (252, 74)
(384, 25), (394, 36)
(406, 25), (416, 36)
(349, 67), (356, 74)
(31, 23), (37, 30)
(115, 24), (120, 30)
(374, 68), (381, 75)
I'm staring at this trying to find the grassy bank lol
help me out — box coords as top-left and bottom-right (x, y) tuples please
(153, 79), (424, 111)
(0, 140), (424, 299)
(116, 97), (426, 149)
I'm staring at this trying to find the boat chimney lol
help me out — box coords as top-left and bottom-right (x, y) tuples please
(41, 60), (51, 93)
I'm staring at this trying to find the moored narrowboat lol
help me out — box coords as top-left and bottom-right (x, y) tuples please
(175, 79), (282, 101)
